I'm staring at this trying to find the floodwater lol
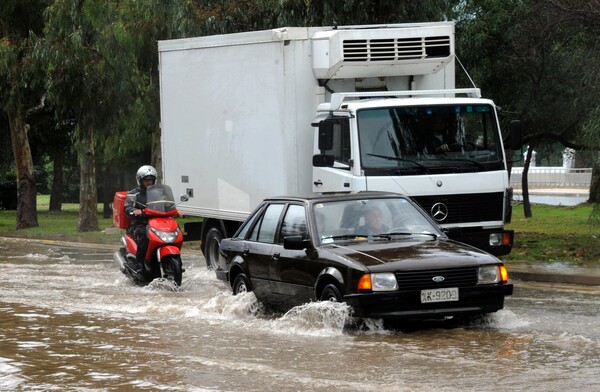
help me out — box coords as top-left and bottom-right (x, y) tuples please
(0, 237), (599, 391)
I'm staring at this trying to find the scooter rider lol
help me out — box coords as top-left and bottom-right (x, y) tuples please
(124, 165), (158, 273)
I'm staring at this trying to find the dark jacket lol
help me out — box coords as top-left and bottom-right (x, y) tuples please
(124, 186), (148, 229)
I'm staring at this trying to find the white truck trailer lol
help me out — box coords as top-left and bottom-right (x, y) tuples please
(158, 22), (521, 269)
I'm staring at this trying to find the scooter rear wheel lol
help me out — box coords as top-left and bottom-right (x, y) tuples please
(162, 255), (183, 286)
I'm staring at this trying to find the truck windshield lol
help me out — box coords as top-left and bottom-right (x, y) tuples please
(357, 104), (504, 174)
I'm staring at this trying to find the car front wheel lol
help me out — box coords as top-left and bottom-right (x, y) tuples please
(320, 284), (342, 302)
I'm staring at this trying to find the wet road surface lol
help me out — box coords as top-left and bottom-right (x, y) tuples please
(0, 236), (599, 391)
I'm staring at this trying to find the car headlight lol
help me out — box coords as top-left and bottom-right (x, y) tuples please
(358, 273), (398, 292)
(478, 265), (508, 284)
(150, 227), (179, 243)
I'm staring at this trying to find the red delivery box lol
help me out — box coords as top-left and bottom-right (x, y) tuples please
(113, 191), (132, 229)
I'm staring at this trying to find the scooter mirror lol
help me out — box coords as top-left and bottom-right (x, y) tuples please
(180, 194), (189, 202)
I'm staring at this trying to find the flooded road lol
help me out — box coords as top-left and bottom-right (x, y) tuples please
(1, 237), (599, 391)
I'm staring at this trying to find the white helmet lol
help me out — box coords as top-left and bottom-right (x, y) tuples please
(136, 165), (158, 187)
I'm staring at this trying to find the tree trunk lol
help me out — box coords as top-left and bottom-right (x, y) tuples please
(522, 146), (534, 218)
(8, 108), (38, 229)
(588, 154), (600, 204)
(49, 147), (64, 212)
(102, 164), (112, 219)
(77, 125), (99, 232)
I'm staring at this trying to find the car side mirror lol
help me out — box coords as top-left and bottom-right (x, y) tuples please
(283, 235), (311, 250)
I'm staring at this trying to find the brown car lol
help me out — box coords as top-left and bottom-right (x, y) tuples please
(216, 192), (513, 320)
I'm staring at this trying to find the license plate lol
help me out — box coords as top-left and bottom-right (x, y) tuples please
(420, 287), (459, 303)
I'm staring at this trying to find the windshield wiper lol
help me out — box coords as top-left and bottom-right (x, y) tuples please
(366, 154), (429, 173)
(437, 158), (484, 171)
(381, 232), (439, 240)
(322, 234), (361, 241)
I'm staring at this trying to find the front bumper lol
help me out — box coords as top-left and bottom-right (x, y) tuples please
(344, 283), (513, 320)
(448, 229), (514, 257)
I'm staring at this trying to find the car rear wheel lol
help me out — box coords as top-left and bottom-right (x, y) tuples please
(320, 284), (342, 302)
(232, 273), (251, 295)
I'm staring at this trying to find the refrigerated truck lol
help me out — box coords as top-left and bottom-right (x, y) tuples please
(158, 21), (521, 268)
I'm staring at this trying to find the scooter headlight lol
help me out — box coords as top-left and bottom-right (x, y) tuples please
(150, 227), (179, 243)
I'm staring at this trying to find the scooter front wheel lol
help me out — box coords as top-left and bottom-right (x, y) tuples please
(162, 255), (183, 286)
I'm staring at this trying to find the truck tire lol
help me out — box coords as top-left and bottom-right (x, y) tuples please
(203, 226), (223, 270)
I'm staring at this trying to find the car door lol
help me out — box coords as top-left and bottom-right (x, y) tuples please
(243, 203), (285, 300)
(269, 203), (312, 306)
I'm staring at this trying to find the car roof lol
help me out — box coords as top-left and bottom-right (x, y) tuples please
(262, 191), (409, 205)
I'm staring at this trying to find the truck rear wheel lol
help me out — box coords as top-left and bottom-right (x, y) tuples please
(203, 226), (223, 270)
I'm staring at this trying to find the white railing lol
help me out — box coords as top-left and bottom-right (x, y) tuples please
(509, 167), (592, 188)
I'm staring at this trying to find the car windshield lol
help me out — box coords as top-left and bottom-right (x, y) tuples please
(357, 104), (503, 174)
(145, 184), (177, 212)
(313, 197), (440, 245)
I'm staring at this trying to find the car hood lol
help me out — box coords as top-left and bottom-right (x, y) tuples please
(319, 238), (500, 271)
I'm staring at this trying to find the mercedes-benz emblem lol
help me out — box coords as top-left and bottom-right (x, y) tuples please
(431, 202), (448, 221)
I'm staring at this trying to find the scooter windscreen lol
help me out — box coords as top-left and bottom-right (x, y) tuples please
(145, 184), (177, 212)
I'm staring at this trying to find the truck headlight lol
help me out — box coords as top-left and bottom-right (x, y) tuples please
(358, 273), (398, 292)
(489, 233), (503, 246)
(489, 232), (511, 246)
(478, 265), (501, 284)
(150, 227), (179, 243)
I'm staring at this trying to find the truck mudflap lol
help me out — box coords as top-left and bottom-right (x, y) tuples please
(447, 228), (514, 257)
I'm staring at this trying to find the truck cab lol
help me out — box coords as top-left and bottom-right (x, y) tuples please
(313, 91), (515, 255)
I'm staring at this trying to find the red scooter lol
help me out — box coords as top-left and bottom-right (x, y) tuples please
(113, 184), (187, 286)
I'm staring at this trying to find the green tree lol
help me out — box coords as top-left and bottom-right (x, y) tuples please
(452, 0), (600, 214)
(0, 0), (50, 228)
(548, 0), (600, 203)
(41, 0), (128, 231)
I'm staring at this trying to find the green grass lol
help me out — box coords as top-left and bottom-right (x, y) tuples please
(0, 195), (119, 243)
(504, 203), (600, 266)
(1, 196), (599, 266)
(0, 195), (203, 249)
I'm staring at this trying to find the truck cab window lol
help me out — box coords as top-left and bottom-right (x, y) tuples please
(323, 118), (351, 166)
(357, 105), (503, 172)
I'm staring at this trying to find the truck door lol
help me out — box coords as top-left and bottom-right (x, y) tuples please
(312, 117), (366, 193)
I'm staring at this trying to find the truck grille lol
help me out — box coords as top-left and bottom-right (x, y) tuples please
(411, 192), (504, 224)
(343, 36), (450, 62)
(395, 267), (478, 290)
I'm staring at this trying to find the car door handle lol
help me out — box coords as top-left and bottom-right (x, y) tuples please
(272, 252), (280, 260)
(314, 180), (323, 186)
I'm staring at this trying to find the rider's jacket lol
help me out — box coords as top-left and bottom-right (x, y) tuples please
(124, 186), (148, 229)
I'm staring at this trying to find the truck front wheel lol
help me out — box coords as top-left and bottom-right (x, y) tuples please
(203, 226), (223, 270)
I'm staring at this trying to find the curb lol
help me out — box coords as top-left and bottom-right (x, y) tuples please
(508, 266), (600, 286)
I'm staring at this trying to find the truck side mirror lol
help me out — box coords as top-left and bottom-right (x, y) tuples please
(312, 154), (334, 167)
(318, 120), (336, 151)
(508, 120), (523, 150)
